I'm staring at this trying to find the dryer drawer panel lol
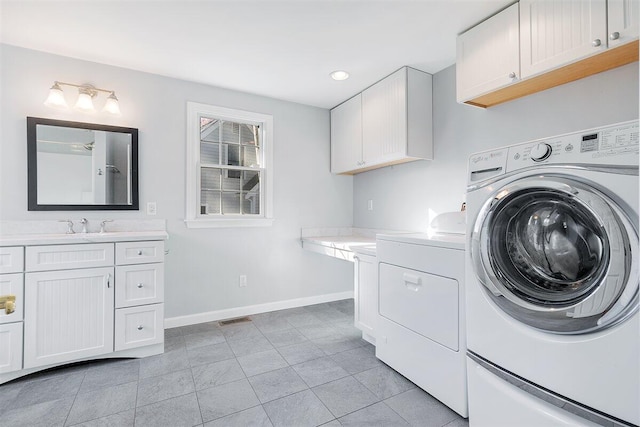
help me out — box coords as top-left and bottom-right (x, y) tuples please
(379, 263), (458, 351)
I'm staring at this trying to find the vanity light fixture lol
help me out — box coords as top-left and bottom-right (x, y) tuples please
(44, 81), (121, 115)
(330, 70), (350, 81)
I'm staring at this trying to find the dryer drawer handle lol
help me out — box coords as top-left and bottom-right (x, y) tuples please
(403, 273), (421, 292)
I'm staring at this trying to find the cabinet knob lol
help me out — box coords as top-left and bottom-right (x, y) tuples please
(592, 39), (602, 47)
(137, 283), (144, 288)
(137, 325), (144, 331)
(508, 72), (517, 79)
(609, 32), (620, 40)
(137, 250), (143, 256)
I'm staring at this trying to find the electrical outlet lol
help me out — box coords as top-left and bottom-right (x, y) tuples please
(146, 202), (157, 215)
(239, 275), (247, 287)
(367, 200), (373, 211)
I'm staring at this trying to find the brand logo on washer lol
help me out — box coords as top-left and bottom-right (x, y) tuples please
(472, 155), (485, 163)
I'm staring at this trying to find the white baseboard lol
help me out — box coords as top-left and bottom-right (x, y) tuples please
(164, 291), (354, 329)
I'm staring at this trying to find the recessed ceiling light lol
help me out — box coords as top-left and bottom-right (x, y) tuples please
(330, 70), (350, 81)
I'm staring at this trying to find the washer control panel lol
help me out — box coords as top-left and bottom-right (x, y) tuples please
(506, 120), (638, 172)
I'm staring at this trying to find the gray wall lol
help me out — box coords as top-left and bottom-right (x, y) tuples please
(354, 62), (639, 231)
(0, 44), (355, 320)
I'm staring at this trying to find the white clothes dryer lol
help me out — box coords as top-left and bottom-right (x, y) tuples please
(465, 121), (639, 427)
(376, 218), (468, 417)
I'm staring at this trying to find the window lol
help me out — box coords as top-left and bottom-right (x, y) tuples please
(185, 102), (273, 228)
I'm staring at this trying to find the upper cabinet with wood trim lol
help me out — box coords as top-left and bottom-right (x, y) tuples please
(331, 67), (433, 175)
(457, 3), (520, 105)
(457, 0), (639, 108)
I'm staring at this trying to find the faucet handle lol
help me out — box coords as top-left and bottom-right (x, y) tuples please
(100, 220), (113, 234)
(58, 219), (75, 234)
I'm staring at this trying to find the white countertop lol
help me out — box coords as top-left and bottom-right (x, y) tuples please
(300, 227), (408, 261)
(0, 230), (169, 246)
(377, 232), (466, 250)
(0, 220), (168, 246)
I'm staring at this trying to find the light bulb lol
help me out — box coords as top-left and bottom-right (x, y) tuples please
(74, 88), (95, 112)
(330, 70), (350, 81)
(102, 92), (121, 115)
(44, 82), (68, 109)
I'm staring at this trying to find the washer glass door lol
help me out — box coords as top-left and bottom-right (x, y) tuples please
(473, 175), (638, 334)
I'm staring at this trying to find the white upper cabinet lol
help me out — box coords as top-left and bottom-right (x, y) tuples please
(520, 0), (607, 79)
(608, 0), (639, 47)
(457, 3), (520, 103)
(331, 67), (432, 175)
(331, 94), (363, 174)
(362, 69), (408, 166)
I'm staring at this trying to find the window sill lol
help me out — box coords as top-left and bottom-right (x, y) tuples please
(184, 217), (274, 229)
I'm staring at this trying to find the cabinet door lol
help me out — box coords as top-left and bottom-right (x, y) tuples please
(608, 0), (639, 48)
(520, 0), (607, 79)
(456, 3), (520, 103)
(362, 68), (407, 166)
(331, 94), (362, 174)
(354, 253), (377, 341)
(24, 267), (114, 369)
(0, 322), (22, 374)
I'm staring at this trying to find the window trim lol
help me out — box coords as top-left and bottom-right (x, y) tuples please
(185, 102), (274, 228)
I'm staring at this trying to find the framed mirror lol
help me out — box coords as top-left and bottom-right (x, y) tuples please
(27, 117), (139, 211)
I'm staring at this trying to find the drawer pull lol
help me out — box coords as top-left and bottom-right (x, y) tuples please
(0, 294), (16, 315)
(137, 250), (143, 256)
(137, 325), (144, 331)
(137, 283), (144, 288)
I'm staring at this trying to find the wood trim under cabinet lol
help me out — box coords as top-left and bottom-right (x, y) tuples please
(465, 40), (639, 108)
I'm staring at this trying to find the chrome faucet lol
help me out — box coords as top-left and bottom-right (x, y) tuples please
(58, 219), (74, 234)
(100, 220), (113, 234)
(79, 218), (89, 233)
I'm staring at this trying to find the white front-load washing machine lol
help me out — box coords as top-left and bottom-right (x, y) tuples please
(465, 121), (639, 427)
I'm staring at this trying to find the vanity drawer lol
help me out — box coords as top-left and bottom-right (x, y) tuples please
(116, 241), (164, 265)
(26, 243), (114, 272)
(115, 303), (164, 351)
(0, 322), (23, 374)
(0, 247), (24, 274)
(0, 273), (24, 324)
(115, 263), (164, 308)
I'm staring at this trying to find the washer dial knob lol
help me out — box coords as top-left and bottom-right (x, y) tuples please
(530, 143), (552, 161)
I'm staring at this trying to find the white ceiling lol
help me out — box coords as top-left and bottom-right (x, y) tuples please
(0, 0), (513, 109)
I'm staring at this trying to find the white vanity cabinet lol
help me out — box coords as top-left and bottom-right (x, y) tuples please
(353, 249), (377, 345)
(330, 67), (433, 175)
(0, 232), (166, 384)
(456, 3), (520, 104)
(0, 247), (24, 374)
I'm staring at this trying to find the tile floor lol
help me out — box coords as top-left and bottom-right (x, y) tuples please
(0, 299), (469, 427)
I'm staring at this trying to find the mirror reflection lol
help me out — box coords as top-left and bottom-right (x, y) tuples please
(27, 117), (139, 211)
